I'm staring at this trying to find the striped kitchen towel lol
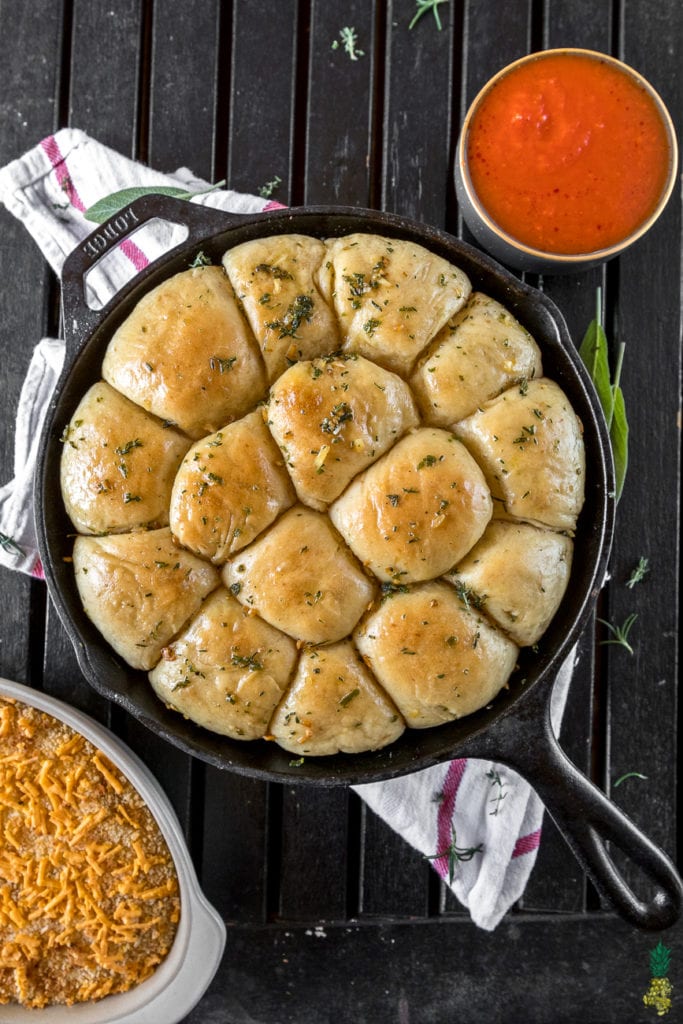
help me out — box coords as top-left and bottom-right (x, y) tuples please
(0, 128), (576, 930)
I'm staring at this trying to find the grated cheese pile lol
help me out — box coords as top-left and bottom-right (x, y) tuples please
(0, 696), (180, 1008)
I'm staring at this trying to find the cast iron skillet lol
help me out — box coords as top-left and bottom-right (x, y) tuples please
(36, 195), (681, 930)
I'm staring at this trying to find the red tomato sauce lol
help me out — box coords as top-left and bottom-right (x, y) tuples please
(466, 52), (671, 255)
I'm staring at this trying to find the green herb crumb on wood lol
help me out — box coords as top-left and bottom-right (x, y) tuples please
(331, 27), (364, 61)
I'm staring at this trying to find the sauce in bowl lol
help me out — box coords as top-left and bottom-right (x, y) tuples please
(462, 50), (675, 260)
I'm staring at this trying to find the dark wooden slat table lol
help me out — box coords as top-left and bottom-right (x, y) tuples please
(0, 2), (680, 1021)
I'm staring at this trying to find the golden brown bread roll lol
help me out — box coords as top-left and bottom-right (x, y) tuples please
(102, 265), (266, 438)
(169, 410), (296, 562)
(354, 580), (518, 728)
(60, 381), (191, 535)
(222, 505), (376, 644)
(265, 353), (419, 510)
(149, 587), (297, 739)
(454, 378), (585, 533)
(222, 234), (339, 382)
(268, 641), (405, 755)
(410, 292), (543, 426)
(329, 427), (492, 583)
(316, 233), (471, 376)
(444, 519), (573, 646)
(73, 528), (220, 670)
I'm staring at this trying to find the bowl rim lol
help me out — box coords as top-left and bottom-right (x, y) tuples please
(456, 47), (679, 265)
(0, 676), (226, 1024)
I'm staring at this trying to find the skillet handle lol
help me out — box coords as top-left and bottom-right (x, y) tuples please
(60, 194), (245, 343)
(471, 680), (682, 931)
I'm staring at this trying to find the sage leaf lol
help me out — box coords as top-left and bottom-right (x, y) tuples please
(83, 180), (226, 223)
(578, 309), (614, 427)
(610, 381), (628, 503)
(578, 289), (629, 502)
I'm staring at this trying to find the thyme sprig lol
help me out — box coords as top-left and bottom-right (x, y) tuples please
(597, 612), (638, 654)
(425, 824), (483, 885)
(409, 0), (449, 31)
(331, 26), (364, 60)
(486, 768), (507, 816)
(626, 556), (650, 589)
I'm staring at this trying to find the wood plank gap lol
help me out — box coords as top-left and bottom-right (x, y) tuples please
(134, 0), (154, 164)
(427, 862), (443, 916)
(27, 579), (47, 693)
(265, 781), (284, 921)
(212, 0), (233, 183)
(345, 790), (362, 919)
(57, 0), (74, 132)
(444, 0), (466, 235)
(613, 0), (623, 57)
(188, 757), (206, 865)
(530, 0), (545, 51)
(290, 0), (311, 207)
(367, 0), (388, 211)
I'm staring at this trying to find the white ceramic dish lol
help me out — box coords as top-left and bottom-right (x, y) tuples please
(0, 676), (226, 1024)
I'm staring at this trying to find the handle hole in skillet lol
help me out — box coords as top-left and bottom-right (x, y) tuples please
(82, 219), (189, 311)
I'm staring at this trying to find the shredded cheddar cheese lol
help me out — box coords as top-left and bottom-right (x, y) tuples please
(0, 696), (180, 1009)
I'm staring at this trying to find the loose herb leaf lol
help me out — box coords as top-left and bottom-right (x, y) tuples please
(0, 530), (23, 556)
(610, 378), (629, 502)
(408, 0), (449, 31)
(84, 180), (226, 223)
(613, 771), (648, 788)
(578, 289), (629, 501)
(626, 556), (650, 589)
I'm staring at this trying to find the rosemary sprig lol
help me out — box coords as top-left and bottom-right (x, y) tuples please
(425, 824), (483, 885)
(626, 556), (650, 589)
(597, 612), (638, 654)
(578, 288), (629, 501)
(409, 0), (449, 31)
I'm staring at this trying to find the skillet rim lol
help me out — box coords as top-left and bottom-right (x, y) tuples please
(35, 200), (615, 786)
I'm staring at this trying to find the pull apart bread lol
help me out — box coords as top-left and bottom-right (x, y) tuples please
(60, 233), (585, 756)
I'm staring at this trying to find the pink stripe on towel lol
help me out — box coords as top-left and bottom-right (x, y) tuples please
(512, 827), (542, 859)
(433, 758), (468, 879)
(40, 135), (149, 271)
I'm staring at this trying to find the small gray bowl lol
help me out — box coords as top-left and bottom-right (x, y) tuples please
(455, 48), (678, 274)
